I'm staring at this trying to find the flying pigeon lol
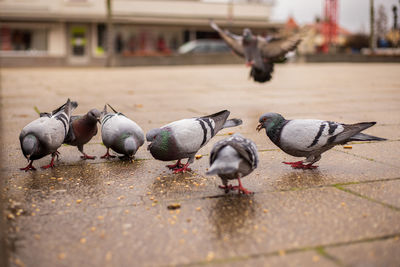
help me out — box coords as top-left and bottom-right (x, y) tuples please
(210, 20), (302, 83)
(207, 134), (258, 195)
(100, 104), (144, 159)
(64, 108), (101, 159)
(256, 112), (387, 169)
(146, 110), (242, 173)
(19, 99), (77, 171)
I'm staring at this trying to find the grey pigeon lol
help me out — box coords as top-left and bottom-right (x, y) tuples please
(146, 110), (242, 173)
(19, 99), (77, 171)
(100, 104), (144, 159)
(207, 134), (258, 195)
(210, 20), (302, 83)
(64, 109), (101, 159)
(257, 112), (386, 169)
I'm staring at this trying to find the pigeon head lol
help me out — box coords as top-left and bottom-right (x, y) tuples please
(257, 113), (285, 132)
(87, 108), (101, 123)
(243, 28), (253, 41)
(21, 134), (39, 160)
(146, 128), (162, 142)
(123, 136), (138, 157)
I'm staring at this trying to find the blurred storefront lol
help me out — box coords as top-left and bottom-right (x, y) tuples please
(0, 0), (280, 67)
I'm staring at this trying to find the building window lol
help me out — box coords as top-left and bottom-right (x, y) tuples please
(0, 27), (47, 52)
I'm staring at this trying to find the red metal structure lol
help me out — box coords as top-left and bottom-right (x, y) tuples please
(322, 0), (339, 53)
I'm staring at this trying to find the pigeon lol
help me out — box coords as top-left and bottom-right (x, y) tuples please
(63, 108), (101, 159)
(256, 112), (387, 169)
(100, 104), (144, 159)
(207, 134), (258, 195)
(146, 110), (242, 173)
(19, 99), (77, 171)
(210, 20), (302, 83)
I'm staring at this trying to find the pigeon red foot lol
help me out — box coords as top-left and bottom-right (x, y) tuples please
(236, 177), (253, 194)
(173, 163), (192, 174)
(20, 160), (36, 171)
(101, 149), (116, 159)
(283, 161), (318, 169)
(41, 153), (58, 169)
(166, 159), (184, 170)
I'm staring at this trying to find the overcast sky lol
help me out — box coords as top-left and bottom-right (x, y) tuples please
(271, 0), (400, 33)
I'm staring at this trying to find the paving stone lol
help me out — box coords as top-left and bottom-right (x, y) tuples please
(326, 237), (400, 267)
(344, 180), (400, 208)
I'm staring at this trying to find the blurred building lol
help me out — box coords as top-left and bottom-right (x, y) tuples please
(298, 18), (351, 54)
(0, 0), (280, 66)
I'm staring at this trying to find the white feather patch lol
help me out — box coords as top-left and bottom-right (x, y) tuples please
(280, 119), (344, 151)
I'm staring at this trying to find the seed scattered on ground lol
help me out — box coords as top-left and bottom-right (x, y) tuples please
(263, 209), (269, 213)
(279, 250), (286, 256)
(98, 215), (104, 220)
(343, 145), (352, 149)
(312, 255), (320, 262)
(195, 154), (202, 159)
(76, 199), (82, 204)
(58, 253), (66, 260)
(196, 207), (201, 211)
(105, 251), (112, 261)
(167, 203), (181, 210)
(206, 252), (215, 261)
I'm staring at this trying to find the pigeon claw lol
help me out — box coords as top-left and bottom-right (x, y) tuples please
(283, 161), (318, 169)
(41, 154), (57, 169)
(166, 160), (184, 170)
(101, 149), (116, 159)
(172, 163), (192, 174)
(20, 161), (36, 172)
(238, 186), (254, 195)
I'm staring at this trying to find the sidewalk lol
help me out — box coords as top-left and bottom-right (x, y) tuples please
(1, 63), (400, 266)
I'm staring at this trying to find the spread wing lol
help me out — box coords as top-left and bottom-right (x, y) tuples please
(210, 20), (244, 57)
(257, 33), (302, 59)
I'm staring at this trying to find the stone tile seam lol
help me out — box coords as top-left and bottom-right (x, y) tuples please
(173, 234), (400, 267)
(334, 185), (400, 212)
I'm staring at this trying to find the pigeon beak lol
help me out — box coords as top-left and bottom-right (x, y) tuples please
(256, 123), (263, 132)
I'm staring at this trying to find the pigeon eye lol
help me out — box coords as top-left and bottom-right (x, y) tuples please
(263, 118), (267, 122)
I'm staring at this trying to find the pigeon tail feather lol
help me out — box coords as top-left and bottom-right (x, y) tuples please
(222, 119), (242, 129)
(349, 133), (387, 142)
(206, 160), (238, 176)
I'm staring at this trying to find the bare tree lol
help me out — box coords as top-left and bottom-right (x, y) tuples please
(376, 4), (388, 38)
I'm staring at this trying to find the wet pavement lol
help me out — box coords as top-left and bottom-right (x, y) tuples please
(1, 63), (400, 267)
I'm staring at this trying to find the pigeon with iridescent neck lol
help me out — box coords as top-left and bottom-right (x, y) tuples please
(207, 134), (258, 195)
(100, 104), (144, 159)
(146, 110), (242, 173)
(257, 112), (386, 169)
(19, 99), (77, 171)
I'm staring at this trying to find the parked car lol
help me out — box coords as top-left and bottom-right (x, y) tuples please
(178, 39), (231, 54)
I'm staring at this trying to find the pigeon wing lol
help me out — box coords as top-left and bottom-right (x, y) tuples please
(258, 33), (302, 59)
(210, 20), (245, 57)
(280, 120), (346, 153)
